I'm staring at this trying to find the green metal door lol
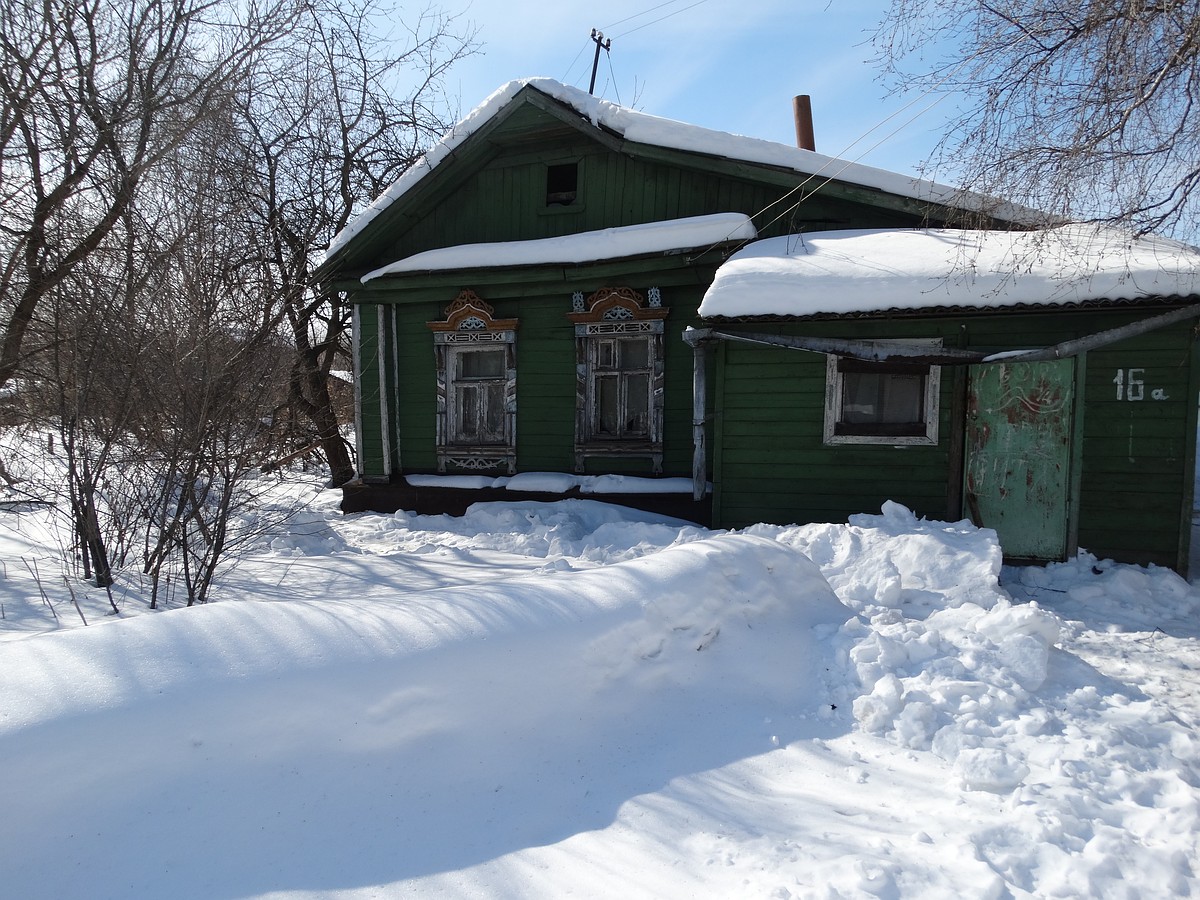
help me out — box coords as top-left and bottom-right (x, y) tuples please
(965, 360), (1075, 560)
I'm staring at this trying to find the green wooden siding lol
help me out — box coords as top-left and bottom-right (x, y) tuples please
(712, 319), (958, 529)
(1076, 324), (1195, 567)
(710, 309), (1197, 569)
(362, 271), (712, 479)
(355, 305), (386, 480)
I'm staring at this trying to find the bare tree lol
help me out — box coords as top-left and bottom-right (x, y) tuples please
(873, 0), (1200, 237)
(0, 0), (299, 395)
(232, 0), (477, 485)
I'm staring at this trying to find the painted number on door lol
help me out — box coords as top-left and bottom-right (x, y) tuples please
(1113, 368), (1169, 401)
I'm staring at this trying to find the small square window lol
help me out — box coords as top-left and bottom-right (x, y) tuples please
(546, 162), (578, 206)
(824, 342), (941, 445)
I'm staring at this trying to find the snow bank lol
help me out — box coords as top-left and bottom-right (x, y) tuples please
(361, 213), (756, 281)
(0, 534), (853, 899)
(755, 503), (1199, 896)
(698, 225), (1200, 317)
(404, 472), (703, 495)
(3, 484), (1199, 898)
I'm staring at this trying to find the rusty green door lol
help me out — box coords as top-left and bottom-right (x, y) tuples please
(964, 360), (1075, 560)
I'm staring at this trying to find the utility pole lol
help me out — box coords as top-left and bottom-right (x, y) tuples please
(588, 29), (611, 95)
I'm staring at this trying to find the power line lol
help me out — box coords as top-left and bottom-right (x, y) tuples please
(602, 0), (695, 31)
(612, 0), (712, 39)
(693, 48), (994, 258)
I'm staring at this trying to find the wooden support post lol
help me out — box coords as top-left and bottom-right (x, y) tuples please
(689, 335), (708, 502)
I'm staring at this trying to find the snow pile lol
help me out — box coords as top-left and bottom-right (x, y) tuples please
(353, 498), (711, 566)
(2, 485), (1199, 897)
(361, 213), (756, 281)
(698, 225), (1200, 317)
(753, 499), (1005, 614)
(759, 504), (1199, 896)
(405, 471), (702, 495)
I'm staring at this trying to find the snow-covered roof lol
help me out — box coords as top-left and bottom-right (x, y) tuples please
(326, 78), (1040, 262)
(698, 226), (1200, 318)
(360, 213), (757, 282)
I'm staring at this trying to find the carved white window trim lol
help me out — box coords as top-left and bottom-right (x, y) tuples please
(428, 291), (518, 473)
(567, 287), (667, 473)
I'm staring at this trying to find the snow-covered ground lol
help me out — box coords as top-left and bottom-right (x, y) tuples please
(1, 470), (1199, 898)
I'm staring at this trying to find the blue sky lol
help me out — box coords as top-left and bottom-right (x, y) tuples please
(443, 0), (959, 183)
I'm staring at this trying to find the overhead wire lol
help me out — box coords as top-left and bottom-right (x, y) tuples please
(560, 40), (591, 86)
(573, 0), (980, 256)
(691, 46), (992, 259)
(610, 0), (713, 39)
(602, 0), (693, 31)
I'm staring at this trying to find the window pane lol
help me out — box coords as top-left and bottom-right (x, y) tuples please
(455, 384), (480, 441)
(842, 372), (923, 425)
(596, 375), (619, 435)
(597, 340), (617, 370)
(624, 373), (649, 435)
(841, 373), (882, 424)
(451, 359), (506, 445)
(457, 349), (505, 379)
(483, 382), (505, 440)
(619, 338), (650, 369)
(881, 374), (923, 424)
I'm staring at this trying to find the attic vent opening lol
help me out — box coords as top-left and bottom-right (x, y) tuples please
(546, 162), (578, 206)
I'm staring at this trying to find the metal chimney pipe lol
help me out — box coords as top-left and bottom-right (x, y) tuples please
(793, 95), (815, 151)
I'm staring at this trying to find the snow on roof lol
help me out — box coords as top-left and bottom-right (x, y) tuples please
(360, 213), (757, 282)
(697, 226), (1200, 318)
(326, 78), (1039, 262)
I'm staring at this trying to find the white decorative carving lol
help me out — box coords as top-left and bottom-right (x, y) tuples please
(647, 287), (661, 307)
(572, 291), (585, 312)
(448, 456), (508, 471)
(602, 306), (634, 321)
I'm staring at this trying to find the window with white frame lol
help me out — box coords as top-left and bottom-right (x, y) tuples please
(823, 340), (941, 445)
(568, 287), (667, 472)
(428, 291), (518, 473)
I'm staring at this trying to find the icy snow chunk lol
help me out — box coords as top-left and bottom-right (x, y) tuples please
(853, 673), (904, 733)
(995, 633), (1052, 691)
(767, 504), (1005, 616)
(894, 700), (938, 749)
(955, 747), (1030, 793)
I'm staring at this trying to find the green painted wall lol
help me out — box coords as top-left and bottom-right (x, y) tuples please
(355, 305), (386, 480)
(712, 318), (960, 529)
(372, 270), (711, 479)
(710, 309), (1197, 569)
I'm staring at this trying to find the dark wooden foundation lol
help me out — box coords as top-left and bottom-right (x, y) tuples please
(341, 477), (713, 526)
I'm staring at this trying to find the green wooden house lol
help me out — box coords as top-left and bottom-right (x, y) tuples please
(320, 78), (1200, 570)
(318, 78), (1030, 522)
(691, 227), (1200, 571)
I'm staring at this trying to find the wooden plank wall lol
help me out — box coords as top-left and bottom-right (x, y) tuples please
(376, 280), (711, 479)
(711, 310), (1197, 569)
(712, 319), (959, 529)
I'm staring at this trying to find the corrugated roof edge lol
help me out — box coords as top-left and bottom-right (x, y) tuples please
(698, 294), (1200, 322)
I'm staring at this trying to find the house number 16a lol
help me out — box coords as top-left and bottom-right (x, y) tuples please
(1113, 368), (1167, 401)
(1114, 368), (1145, 401)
